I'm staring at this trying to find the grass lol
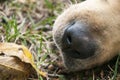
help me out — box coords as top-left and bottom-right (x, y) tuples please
(1, 16), (19, 42)
(0, 0), (120, 80)
(113, 55), (120, 80)
(0, 1), (58, 79)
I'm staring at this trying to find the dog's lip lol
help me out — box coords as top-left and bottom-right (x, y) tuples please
(62, 49), (86, 59)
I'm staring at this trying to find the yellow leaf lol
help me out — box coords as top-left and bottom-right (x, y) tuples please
(20, 45), (47, 77)
(0, 43), (47, 78)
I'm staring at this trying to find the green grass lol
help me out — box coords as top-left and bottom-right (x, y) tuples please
(1, 16), (19, 42)
(112, 54), (120, 80)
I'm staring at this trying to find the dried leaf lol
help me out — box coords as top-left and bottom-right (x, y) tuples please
(0, 56), (33, 80)
(0, 43), (47, 79)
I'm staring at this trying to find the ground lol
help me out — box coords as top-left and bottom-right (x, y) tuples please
(0, 0), (120, 80)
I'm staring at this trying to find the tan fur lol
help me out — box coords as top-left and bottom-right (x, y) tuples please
(53, 0), (120, 71)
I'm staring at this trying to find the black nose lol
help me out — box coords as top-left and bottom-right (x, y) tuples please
(62, 22), (97, 59)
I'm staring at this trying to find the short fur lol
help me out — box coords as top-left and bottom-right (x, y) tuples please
(53, 0), (120, 72)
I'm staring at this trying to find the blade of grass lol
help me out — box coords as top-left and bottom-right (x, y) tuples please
(112, 54), (120, 80)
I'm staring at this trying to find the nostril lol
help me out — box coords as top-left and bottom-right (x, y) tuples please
(66, 35), (72, 45)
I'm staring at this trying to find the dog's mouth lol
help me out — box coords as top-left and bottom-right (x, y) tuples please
(63, 49), (82, 58)
(62, 48), (96, 59)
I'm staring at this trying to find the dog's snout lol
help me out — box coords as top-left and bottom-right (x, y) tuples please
(62, 22), (97, 59)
